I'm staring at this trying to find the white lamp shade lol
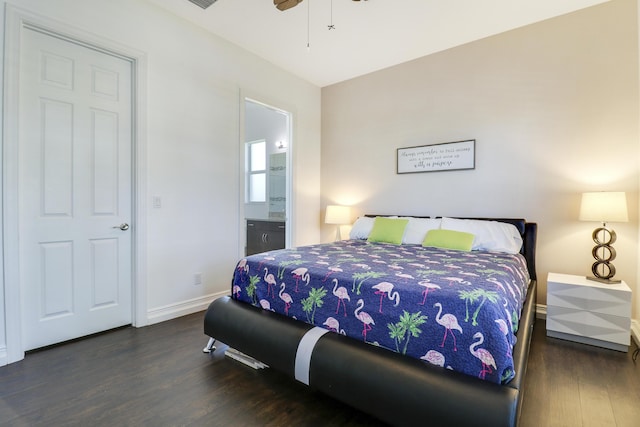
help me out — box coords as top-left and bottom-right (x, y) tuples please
(325, 205), (351, 225)
(579, 192), (628, 223)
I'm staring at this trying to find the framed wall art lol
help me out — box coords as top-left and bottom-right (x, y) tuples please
(397, 139), (475, 174)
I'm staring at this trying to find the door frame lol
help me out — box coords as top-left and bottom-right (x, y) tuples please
(1, 5), (148, 364)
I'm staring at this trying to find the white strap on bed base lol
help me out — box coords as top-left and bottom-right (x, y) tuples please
(295, 327), (330, 385)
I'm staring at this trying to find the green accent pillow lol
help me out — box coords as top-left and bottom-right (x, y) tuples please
(422, 229), (475, 251)
(367, 217), (409, 245)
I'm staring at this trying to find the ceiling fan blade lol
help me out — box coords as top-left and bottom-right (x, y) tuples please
(274, 0), (303, 11)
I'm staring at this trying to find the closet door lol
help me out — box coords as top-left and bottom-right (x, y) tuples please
(19, 27), (133, 350)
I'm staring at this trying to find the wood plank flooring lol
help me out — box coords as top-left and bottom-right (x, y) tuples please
(0, 313), (638, 426)
(519, 320), (640, 427)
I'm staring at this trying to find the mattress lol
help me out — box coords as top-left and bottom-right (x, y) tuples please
(231, 239), (530, 384)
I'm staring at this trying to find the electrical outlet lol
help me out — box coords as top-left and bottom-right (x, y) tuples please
(193, 272), (202, 286)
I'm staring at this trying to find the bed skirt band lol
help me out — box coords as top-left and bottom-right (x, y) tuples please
(294, 327), (330, 385)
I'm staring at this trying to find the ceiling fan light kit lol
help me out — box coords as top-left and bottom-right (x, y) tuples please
(274, 0), (303, 11)
(187, 0), (218, 9)
(274, 0), (366, 12)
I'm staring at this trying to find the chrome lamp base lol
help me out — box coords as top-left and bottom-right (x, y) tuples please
(586, 276), (621, 285)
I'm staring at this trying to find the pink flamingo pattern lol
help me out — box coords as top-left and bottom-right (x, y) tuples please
(257, 256), (275, 271)
(236, 259), (249, 276)
(417, 280), (440, 305)
(323, 316), (346, 334)
(495, 318), (511, 357)
(230, 239), (530, 384)
(232, 285), (241, 298)
(291, 267), (310, 292)
(420, 350), (446, 367)
(332, 279), (351, 316)
(279, 283), (293, 315)
(354, 299), (375, 342)
(469, 332), (497, 379)
(434, 302), (463, 351)
(264, 268), (277, 298)
(444, 276), (470, 286)
(259, 299), (274, 311)
(371, 281), (400, 313)
(323, 266), (343, 281)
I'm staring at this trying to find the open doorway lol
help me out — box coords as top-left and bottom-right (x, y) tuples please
(241, 98), (292, 256)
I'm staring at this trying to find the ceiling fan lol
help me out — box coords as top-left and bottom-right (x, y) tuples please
(274, 0), (365, 12)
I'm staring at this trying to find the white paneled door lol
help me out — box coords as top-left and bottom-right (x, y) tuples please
(19, 28), (133, 350)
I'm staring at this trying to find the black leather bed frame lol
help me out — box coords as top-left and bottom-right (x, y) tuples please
(204, 218), (537, 427)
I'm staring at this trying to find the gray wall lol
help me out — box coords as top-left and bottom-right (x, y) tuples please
(321, 0), (640, 312)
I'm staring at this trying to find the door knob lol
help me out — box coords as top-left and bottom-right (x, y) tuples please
(113, 223), (130, 231)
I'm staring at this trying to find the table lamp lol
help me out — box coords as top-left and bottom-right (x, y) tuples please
(579, 191), (628, 283)
(325, 205), (351, 241)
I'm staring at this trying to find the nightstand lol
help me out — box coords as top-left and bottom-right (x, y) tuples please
(546, 272), (632, 352)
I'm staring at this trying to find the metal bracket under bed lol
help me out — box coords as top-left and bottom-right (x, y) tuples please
(202, 336), (267, 369)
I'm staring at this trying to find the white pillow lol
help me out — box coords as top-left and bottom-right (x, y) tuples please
(398, 217), (441, 245)
(349, 216), (375, 239)
(440, 217), (523, 254)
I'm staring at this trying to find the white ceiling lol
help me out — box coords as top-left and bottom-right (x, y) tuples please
(145, 0), (610, 87)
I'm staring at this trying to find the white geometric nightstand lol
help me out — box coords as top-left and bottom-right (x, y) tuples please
(546, 272), (632, 352)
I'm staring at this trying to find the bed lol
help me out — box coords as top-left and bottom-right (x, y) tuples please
(204, 216), (537, 426)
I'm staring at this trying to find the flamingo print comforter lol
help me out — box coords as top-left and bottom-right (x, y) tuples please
(231, 239), (530, 384)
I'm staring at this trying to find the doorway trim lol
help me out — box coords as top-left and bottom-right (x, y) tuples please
(1, 5), (148, 365)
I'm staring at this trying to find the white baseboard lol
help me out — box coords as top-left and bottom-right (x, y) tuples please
(537, 303), (639, 349)
(146, 291), (228, 325)
(0, 346), (7, 367)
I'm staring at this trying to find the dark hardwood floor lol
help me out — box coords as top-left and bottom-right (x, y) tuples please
(1, 313), (638, 426)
